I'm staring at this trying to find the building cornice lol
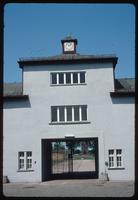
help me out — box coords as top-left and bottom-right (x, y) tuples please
(3, 95), (29, 100)
(18, 55), (118, 69)
(110, 91), (135, 97)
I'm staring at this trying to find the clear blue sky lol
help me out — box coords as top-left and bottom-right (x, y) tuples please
(4, 3), (135, 83)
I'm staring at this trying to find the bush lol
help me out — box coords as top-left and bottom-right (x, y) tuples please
(74, 149), (81, 154)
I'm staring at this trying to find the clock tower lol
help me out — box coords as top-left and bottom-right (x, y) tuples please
(61, 36), (78, 54)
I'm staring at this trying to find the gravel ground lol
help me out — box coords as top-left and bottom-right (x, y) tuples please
(3, 179), (135, 197)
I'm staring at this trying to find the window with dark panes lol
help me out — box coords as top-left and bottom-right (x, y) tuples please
(81, 106), (87, 120)
(66, 73), (71, 84)
(51, 72), (86, 85)
(108, 149), (114, 167)
(18, 151), (32, 171)
(74, 106), (79, 121)
(52, 73), (57, 84)
(73, 73), (78, 83)
(19, 152), (25, 170)
(26, 152), (32, 169)
(51, 107), (57, 122)
(80, 72), (85, 83)
(59, 107), (65, 121)
(108, 149), (123, 168)
(67, 106), (72, 121)
(59, 73), (64, 84)
(51, 105), (88, 123)
(116, 149), (122, 167)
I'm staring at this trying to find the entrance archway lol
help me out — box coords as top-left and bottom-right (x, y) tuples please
(42, 137), (98, 181)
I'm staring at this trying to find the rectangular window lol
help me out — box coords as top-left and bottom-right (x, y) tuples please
(67, 106), (72, 121)
(26, 151), (32, 169)
(51, 73), (57, 84)
(80, 72), (85, 83)
(51, 105), (88, 123)
(108, 149), (114, 167)
(51, 107), (57, 122)
(18, 151), (32, 171)
(74, 106), (79, 121)
(19, 152), (25, 170)
(59, 73), (64, 84)
(59, 107), (65, 121)
(108, 149), (123, 168)
(51, 72), (85, 85)
(81, 105), (87, 121)
(116, 149), (122, 167)
(66, 73), (71, 84)
(73, 73), (78, 84)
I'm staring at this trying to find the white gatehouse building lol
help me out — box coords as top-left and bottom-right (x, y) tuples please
(3, 36), (135, 182)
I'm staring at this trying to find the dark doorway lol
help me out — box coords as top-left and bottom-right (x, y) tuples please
(42, 137), (98, 181)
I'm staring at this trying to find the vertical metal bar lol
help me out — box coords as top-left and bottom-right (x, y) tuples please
(71, 145), (73, 172)
(56, 142), (58, 173)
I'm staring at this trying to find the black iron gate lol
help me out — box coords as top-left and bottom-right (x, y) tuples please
(42, 138), (98, 181)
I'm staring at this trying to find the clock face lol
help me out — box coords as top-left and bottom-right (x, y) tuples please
(64, 42), (74, 51)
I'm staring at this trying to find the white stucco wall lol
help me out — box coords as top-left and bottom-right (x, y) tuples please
(3, 62), (135, 182)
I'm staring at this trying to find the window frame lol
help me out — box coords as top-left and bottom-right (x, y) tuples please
(51, 73), (57, 85)
(108, 149), (123, 169)
(58, 73), (64, 84)
(51, 106), (58, 122)
(50, 71), (86, 86)
(50, 105), (88, 124)
(18, 151), (33, 171)
(18, 152), (25, 170)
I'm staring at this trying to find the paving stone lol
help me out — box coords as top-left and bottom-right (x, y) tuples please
(3, 179), (135, 197)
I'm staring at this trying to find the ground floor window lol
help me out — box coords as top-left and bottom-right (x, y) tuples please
(108, 149), (123, 168)
(18, 151), (32, 171)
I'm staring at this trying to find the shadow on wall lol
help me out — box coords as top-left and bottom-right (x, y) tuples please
(4, 99), (31, 109)
(111, 97), (135, 104)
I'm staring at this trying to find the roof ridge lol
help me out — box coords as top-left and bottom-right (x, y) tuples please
(19, 53), (117, 62)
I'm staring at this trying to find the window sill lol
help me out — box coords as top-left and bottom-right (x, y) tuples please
(17, 170), (34, 172)
(49, 121), (91, 125)
(108, 167), (125, 170)
(50, 83), (87, 87)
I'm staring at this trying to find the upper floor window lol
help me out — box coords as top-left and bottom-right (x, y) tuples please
(51, 105), (87, 124)
(51, 72), (86, 85)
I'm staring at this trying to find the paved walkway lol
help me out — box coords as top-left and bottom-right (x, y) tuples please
(3, 179), (134, 197)
(53, 159), (95, 173)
